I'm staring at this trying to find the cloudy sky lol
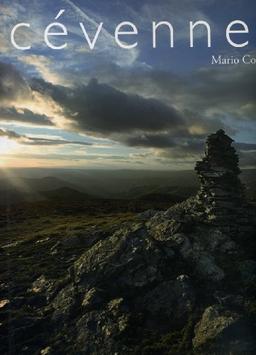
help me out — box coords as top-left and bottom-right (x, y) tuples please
(0, 0), (256, 169)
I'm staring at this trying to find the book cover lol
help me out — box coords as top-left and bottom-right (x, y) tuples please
(0, 1), (255, 354)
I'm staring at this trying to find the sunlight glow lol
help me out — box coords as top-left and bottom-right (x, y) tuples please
(0, 137), (18, 154)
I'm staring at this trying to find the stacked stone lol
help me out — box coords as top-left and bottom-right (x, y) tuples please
(194, 129), (245, 225)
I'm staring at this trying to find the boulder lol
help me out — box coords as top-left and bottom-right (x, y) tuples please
(193, 305), (240, 350)
(193, 304), (256, 354)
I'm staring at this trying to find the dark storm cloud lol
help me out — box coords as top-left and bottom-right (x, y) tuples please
(0, 107), (53, 126)
(0, 128), (91, 146)
(186, 65), (256, 119)
(31, 78), (186, 137)
(88, 60), (256, 121)
(121, 133), (201, 148)
(0, 60), (188, 138)
(0, 62), (30, 101)
(29, 75), (239, 156)
(123, 133), (177, 148)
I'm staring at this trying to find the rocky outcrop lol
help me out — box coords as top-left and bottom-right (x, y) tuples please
(33, 192), (255, 354)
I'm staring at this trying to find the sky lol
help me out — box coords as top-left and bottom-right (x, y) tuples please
(0, 0), (256, 170)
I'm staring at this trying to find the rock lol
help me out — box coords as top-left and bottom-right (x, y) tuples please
(137, 209), (159, 220)
(193, 305), (240, 350)
(204, 229), (237, 254)
(73, 225), (163, 290)
(162, 231), (225, 281)
(28, 275), (59, 302)
(81, 287), (103, 309)
(239, 260), (256, 286)
(174, 274), (195, 316)
(29, 275), (50, 294)
(51, 284), (77, 321)
(150, 220), (183, 240)
(193, 304), (256, 353)
(162, 245), (175, 258)
(107, 297), (127, 316)
(0, 299), (10, 309)
(40, 346), (52, 355)
(75, 300), (130, 354)
(175, 233), (193, 258)
(139, 275), (195, 322)
(139, 281), (177, 320)
(195, 254), (225, 281)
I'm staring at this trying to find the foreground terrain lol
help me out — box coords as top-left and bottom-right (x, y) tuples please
(0, 195), (255, 354)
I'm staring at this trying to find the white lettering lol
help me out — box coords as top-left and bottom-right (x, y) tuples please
(226, 20), (249, 47)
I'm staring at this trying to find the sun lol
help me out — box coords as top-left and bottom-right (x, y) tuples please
(0, 137), (18, 154)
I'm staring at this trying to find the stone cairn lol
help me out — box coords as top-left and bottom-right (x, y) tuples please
(194, 129), (246, 226)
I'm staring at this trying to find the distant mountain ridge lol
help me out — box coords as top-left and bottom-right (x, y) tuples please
(0, 169), (255, 205)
